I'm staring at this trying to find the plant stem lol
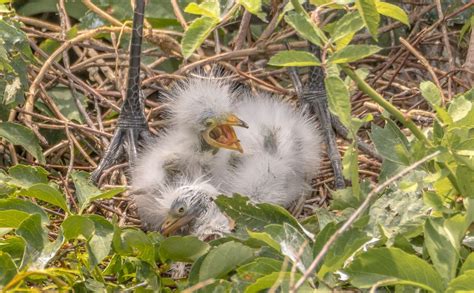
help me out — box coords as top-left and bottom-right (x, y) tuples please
(342, 65), (462, 194)
(342, 65), (430, 145)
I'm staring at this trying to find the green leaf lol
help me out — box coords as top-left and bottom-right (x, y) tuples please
(184, 1), (220, 19)
(86, 215), (114, 267)
(284, 12), (325, 47)
(112, 228), (155, 265)
(239, 0), (265, 19)
(71, 171), (125, 213)
(328, 45), (381, 64)
(355, 0), (380, 40)
(420, 81), (442, 108)
(15, 214), (48, 269)
(268, 50), (321, 67)
(247, 230), (280, 251)
(236, 257), (283, 283)
(424, 218), (459, 282)
(325, 75), (351, 129)
(0, 210), (31, 228)
(159, 236), (210, 262)
(346, 247), (445, 292)
(371, 122), (410, 165)
(244, 272), (312, 293)
(19, 184), (69, 213)
(199, 241), (255, 281)
(460, 253), (474, 275)
(318, 228), (370, 279)
(7, 165), (49, 189)
(181, 16), (219, 59)
(376, 1), (409, 26)
(446, 270), (474, 293)
(47, 86), (88, 123)
(61, 215), (94, 241)
(0, 251), (17, 287)
(0, 122), (45, 163)
(0, 198), (49, 224)
(448, 95), (472, 122)
(215, 195), (301, 232)
(331, 12), (365, 42)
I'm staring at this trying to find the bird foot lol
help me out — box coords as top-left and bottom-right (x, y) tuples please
(91, 126), (150, 184)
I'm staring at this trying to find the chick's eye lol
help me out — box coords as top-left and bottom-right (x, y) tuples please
(178, 207), (185, 214)
(204, 119), (213, 127)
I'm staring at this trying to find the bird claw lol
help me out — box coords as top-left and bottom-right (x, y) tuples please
(91, 126), (149, 183)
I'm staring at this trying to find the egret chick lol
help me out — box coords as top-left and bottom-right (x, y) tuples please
(158, 92), (322, 237)
(132, 76), (248, 232)
(132, 76), (248, 193)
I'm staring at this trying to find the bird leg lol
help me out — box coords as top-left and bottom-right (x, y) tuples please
(91, 0), (150, 183)
(287, 45), (346, 190)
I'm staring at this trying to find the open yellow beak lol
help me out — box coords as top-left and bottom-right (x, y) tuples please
(160, 215), (193, 236)
(203, 114), (248, 153)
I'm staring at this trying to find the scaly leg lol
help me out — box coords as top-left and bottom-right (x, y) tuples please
(92, 0), (150, 183)
(288, 45), (345, 190)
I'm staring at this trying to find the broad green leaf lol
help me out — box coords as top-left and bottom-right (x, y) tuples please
(159, 236), (210, 262)
(71, 171), (125, 213)
(460, 253), (474, 274)
(346, 247), (445, 292)
(61, 215), (95, 241)
(268, 50), (321, 67)
(424, 218), (458, 282)
(420, 81), (441, 108)
(86, 215), (114, 267)
(0, 210), (30, 228)
(247, 230), (280, 251)
(0, 198), (49, 224)
(325, 75), (351, 129)
(0, 122), (45, 163)
(448, 96), (472, 122)
(19, 184), (69, 213)
(236, 257), (283, 283)
(0, 251), (17, 287)
(328, 45), (381, 64)
(331, 12), (364, 42)
(244, 272), (312, 293)
(284, 12), (325, 47)
(376, 1), (409, 26)
(47, 86), (87, 123)
(181, 16), (219, 59)
(446, 270), (474, 293)
(239, 0), (265, 19)
(371, 122), (410, 165)
(184, 1), (220, 19)
(368, 175), (429, 243)
(199, 241), (255, 281)
(15, 214), (48, 269)
(6, 164), (49, 189)
(17, 0), (88, 19)
(355, 0), (380, 40)
(318, 228), (370, 279)
(215, 195), (301, 232)
(457, 166), (474, 197)
(112, 228), (155, 265)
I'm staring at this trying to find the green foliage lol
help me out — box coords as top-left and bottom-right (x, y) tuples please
(1, 0), (473, 291)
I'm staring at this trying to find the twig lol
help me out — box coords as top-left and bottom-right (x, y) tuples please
(82, 0), (123, 26)
(399, 37), (446, 104)
(290, 150), (441, 292)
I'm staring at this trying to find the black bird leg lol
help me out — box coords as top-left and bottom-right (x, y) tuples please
(288, 45), (346, 190)
(91, 0), (150, 183)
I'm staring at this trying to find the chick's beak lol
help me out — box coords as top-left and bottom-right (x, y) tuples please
(204, 114), (248, 153)
(160, 215), (193, 236)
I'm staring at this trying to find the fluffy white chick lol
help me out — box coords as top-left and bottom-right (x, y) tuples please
(132, 76), (247, 231)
